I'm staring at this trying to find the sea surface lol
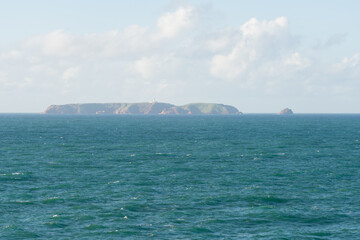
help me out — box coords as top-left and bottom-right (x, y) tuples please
(1, 114), (360, 239)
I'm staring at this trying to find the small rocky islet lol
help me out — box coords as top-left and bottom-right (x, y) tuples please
(279, 108), (294, 114)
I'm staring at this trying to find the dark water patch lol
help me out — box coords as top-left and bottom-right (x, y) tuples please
(84, 224), (107, 230)
(308, 231), (332, 237)
(1, 225), (40, 239)
(44, 222), (68, 228)
(189, 226), (213, 233)
(244, 195), (290, 206)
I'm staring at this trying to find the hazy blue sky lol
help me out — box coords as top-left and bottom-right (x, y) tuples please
(1, 0), (360, 113)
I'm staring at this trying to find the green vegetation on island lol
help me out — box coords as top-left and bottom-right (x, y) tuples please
(43, 102), (241, 115)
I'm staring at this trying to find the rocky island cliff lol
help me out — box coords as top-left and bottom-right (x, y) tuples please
(279, 108), (294, 114)
(43, 102), (241, 115)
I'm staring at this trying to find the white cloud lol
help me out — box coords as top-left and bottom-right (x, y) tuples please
(135, 57), (154, 79)
(156, 6), (196, 39)
(24, 30), (75, 57)
(331, 53), (360, 86)
(340, 53), (359, 68)
(62, 66), (80, 81)
(211, 51), (249, 80)
(210, 17), (304, 85)
(284, 52), (310, 68)
(206, 30), (240, 52)
(1, 5), (360, 113)
(135, 54), (183, 79)
(329, 53), (360, 84)
(0, 50), (22, 60)
(207, 37), (230, 52)
(240, 17), (288, 38)
(18, 7), (197, 60)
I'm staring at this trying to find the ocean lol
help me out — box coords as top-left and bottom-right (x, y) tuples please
(1, 114), (359, 239)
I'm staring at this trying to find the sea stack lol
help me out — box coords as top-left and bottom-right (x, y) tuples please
(279, 108), (293, 115)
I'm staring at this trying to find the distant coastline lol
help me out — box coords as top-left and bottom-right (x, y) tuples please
(43, 102), (241, 115)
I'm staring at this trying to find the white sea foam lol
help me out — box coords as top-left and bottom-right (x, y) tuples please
(14, 200), (31, 203)
(108, 180), (120, 184)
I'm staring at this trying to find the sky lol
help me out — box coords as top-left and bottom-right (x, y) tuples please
(1, 0), (360, 113)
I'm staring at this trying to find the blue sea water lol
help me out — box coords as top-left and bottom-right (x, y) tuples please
(1, 114), (360, 239)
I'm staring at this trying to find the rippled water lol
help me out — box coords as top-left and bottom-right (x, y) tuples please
(1, 114), (360, 239)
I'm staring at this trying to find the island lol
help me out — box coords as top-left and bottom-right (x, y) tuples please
(279, 108), (294, 114)
(43, 102), (242, 115)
